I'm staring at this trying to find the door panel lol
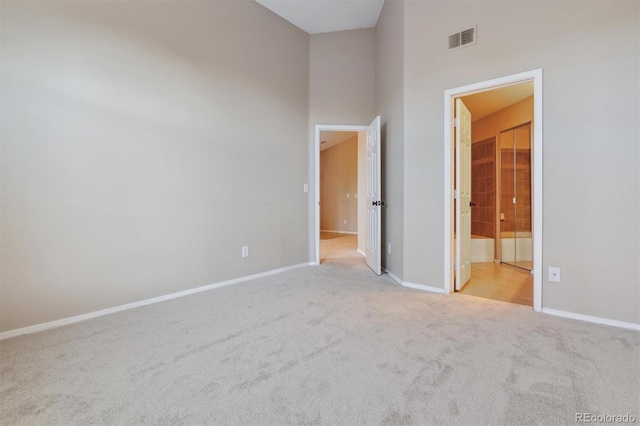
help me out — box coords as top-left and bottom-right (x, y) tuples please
(456, 99), (472, 290)
(365, 116), (381, 275)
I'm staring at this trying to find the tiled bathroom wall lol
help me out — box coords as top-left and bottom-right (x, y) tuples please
(500, 149), (532, 232)
(471, 137), (496, 237)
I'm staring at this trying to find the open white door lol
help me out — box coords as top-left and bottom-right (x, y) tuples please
(456, 99), (472, 290)
(366, 116), (382, 275)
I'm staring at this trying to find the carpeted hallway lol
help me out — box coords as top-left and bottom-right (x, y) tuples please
(1, 260), (638, 425)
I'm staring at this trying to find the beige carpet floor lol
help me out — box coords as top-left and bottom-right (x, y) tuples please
(320, 232), (360, 265)
(1, 256), (639, 425)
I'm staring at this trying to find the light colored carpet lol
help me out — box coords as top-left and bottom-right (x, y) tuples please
(1, 258), (638, 425)
(320, 233), (361, 265)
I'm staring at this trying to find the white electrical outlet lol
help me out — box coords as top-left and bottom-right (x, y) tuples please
(388, 243), (391, 254)
(346, 193), (350, 198)
(548, 266), (560, 282)
(343, 220), (347, 225)
(242, 246), (250, 258)
(303, 183), (309, 193)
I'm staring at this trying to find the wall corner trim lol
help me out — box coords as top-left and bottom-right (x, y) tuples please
(541, 308), (640, 331)
(0, 262), (315, 342)
(401, 281), (447, 294)
(383, 268), (403, 285)
(383, 268), (446, 294)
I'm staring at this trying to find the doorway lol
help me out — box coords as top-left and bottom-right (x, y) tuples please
(444, 70), (542, 311)
(319, 130), (362, 264)
(313, 117), (382, 274)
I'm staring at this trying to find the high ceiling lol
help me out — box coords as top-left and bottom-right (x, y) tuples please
(460, 82), (534, 122)
(255, 0), (385, 34)
(320, 131), (357, 151)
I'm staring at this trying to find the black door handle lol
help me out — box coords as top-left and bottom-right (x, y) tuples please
(470, 202), (476, 207)
(372, 201), (385, 206)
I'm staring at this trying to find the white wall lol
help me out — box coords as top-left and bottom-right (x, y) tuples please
(375, 0), (405, 278)
(0, 1), (310, 332)
(308, 28), (376, 261)
(403, 1), (639, 323)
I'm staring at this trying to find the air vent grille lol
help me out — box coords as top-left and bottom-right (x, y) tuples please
(448, 33), (461, 49)
(448, 25), (477, 51)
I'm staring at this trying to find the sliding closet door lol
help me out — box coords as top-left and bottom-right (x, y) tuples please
(514, 125), (532, 270)
(499, 130), (516, 267)
(499, 123), (532, 271)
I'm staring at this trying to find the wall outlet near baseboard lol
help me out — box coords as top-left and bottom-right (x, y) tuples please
(343, 220), (347, 225)
(242, 246), (250, 258)
(548, 266), (560, 282)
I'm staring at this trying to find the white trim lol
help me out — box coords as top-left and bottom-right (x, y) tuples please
(444, 69), (544, 312)
(402, 281), (446, 294)
(314, 124), (368, 265)
(357, 248), (366, 257)
(542, 308), (640, 331)
(383, 267), (403, 285)
(383, 268), (446, 294)
(320, 230), (358, 235)
(0, 262), (314, 341)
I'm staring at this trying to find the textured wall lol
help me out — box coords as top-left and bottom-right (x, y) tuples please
(0, 1), (310, 332)
(308, 28), (376, 262)
(375, 0), (405, 278)
(403, 1), (639, 323)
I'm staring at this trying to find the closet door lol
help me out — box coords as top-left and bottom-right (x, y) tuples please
(514, 124), (532, 270)
(499, 130), (516, 267)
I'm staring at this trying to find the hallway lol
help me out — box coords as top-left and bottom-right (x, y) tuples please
(319, 232), (362, 265)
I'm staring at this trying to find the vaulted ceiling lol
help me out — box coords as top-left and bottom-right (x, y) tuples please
(254, 0), (385, 34)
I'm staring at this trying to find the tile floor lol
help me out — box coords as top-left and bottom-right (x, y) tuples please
(459, 262), (533, 306)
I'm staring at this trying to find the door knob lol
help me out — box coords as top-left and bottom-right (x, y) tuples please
(470, 202), (476, 207)
(372, 201), (385, 206)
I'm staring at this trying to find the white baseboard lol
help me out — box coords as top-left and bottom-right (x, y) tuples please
(0, 262), (314, 341)
(357, 249), (366, 257)
(382, 268), (445, 294)
(402, 281), (446, 294)
(320, 230), (357, 235)
(541, 308), (640, 331)
(383, 268), (403, 285)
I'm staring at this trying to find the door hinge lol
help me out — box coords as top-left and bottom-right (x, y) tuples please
(454, 261), (459, 271)
(454, 118), (460, 128)
(513, 197), (516, 204)
(454, 190), (459, 200)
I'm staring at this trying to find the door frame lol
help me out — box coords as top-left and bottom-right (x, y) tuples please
(443, 69), (543, 312)
(313, 124), (368, 265)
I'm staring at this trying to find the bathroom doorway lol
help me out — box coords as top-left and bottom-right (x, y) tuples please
(443, 70), (543, 311)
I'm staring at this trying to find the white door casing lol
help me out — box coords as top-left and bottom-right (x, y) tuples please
(365, 116), (382, 275)
(456, 99), (472, 290)
(443, 69), (543, 312)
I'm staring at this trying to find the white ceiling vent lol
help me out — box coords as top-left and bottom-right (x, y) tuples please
(448, 25), (477, 52)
